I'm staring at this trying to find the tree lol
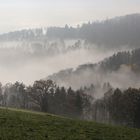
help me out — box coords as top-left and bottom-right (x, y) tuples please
(66, 87), (76, 117)
(108, 88), (123, 124)
(0, 82), (3, 106)
(28, 80), (56, 112)
(4, 82), (27, 108)
(75, 90), (83, 117)
(53, 86), (66, 115)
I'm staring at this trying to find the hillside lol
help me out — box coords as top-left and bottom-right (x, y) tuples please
(0, 14), (139, 49)
(48, 48), (140, 89)
(0, 107), (140, 140)
(47, 13), (140, 48)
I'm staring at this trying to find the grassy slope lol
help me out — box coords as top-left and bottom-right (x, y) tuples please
(0, 108), (140, 140)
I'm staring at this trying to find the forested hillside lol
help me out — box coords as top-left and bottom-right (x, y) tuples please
(47, 14), (140, 48)
(48, 48), (140, 89)
(0, 14), (140, 49)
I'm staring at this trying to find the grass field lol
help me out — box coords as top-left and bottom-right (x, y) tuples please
(0, 108), (140, 140)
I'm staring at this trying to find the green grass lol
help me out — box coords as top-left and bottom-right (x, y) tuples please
(0, 108), (139, 140)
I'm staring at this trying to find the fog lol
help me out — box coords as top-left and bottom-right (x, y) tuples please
(0, 37), (137, 100)
(0, 40), (116, 85)
(49, 64), (140, 99)
(1, 0), (140, 33)
(48, 48), (140, 99)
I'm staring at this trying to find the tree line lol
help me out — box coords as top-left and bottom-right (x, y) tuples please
(92, 88), (140, 128)
(100, 48), (140, 72)
(1, 79), (140, 128)
(0, 80), (92, 119)
(47, 14), (140, 48)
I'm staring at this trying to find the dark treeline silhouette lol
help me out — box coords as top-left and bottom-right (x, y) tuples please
(93, 88), (140, 128)
(1, 79), (140, 128)
(47, 14), (140, 48)
(100, 48), (140, 72)
(0, 80), (92, 119)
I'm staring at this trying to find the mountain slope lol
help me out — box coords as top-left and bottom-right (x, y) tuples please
(48, 48), (140, 89)
(0, 14), (140, 49)
(0, 107), (140, 140)
(47, 13), (140, 48)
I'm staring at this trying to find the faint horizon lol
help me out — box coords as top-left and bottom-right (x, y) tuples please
(0, 0), (140, 33)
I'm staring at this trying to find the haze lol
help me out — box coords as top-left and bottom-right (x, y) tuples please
(0, 0), (140, 33)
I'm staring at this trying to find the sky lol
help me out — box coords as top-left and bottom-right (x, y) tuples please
(0, 0), (140, 33)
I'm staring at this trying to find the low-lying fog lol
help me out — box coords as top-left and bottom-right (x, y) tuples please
(0, 41), (116, 84)
(0, 39), (132, 86)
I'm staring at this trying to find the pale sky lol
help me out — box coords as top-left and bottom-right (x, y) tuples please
(0, 0), (140, 33)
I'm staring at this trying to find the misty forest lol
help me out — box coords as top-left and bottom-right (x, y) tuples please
(0, 13), (139, 131)
(1, 0), (140, 139)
